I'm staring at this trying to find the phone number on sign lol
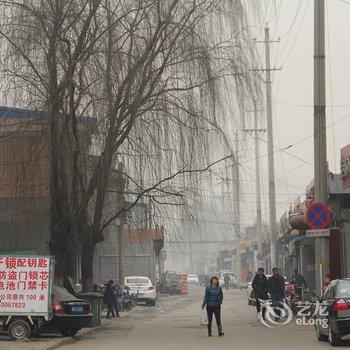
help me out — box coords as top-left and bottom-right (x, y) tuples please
(0, 302), (25, 309)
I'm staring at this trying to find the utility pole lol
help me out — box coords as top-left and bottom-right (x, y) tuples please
(265, 27), (277, 270)
(233, 133), (241, 284)
(244, 102), (265, 270)
(254, 103), (264, 269)
(255, 27), (281, 270)
(314, 0), (328, 295)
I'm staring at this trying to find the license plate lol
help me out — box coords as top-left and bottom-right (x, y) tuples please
(71, 306), (84, 313)
(338, 310), (350, 318)
(138, 293), (144, 298)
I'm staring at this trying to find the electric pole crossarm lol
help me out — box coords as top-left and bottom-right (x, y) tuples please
(251, 68), (282, 72)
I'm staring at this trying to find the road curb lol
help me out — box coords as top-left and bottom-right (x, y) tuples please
(45, 322), (111, 350)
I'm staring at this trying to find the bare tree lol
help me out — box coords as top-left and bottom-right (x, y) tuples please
(0, 0), (261, 289)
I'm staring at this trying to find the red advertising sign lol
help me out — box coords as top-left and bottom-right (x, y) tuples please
(0, 256), (52, 315)
(341, 144), (350, 188)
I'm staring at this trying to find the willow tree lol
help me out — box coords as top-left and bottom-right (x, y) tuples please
(0, 0), (260, 289)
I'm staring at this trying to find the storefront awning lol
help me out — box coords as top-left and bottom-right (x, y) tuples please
(293, 235), (307, 244)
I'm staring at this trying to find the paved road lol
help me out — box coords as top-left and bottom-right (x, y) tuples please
(2, 287), (349, 350)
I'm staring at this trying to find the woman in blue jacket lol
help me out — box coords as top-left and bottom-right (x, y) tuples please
(201, 276), (224, 337)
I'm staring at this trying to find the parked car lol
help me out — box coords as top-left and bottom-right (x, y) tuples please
(39, 285), (93, 337)
(240, 281), (249, 290)
(247, 281), (254, 305)
(160, 271), (183, 295)
(219, 271), (237, 288)
(124, 276), (157, 306)
(187, 274), (199, 285)
(314, 279), (350, 346)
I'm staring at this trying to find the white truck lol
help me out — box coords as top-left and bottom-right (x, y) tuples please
(0, 255), (55, 340)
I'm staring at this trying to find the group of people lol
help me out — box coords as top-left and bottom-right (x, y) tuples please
(252, 267), (307, 319)
(252, 267), (284, 319)
(201, 268), (307, 337)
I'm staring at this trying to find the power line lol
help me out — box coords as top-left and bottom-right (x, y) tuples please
(338, 0), (350, 5)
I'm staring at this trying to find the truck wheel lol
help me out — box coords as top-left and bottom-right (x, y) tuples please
(59, 329), (78, 337)
(8, 319), (31, 341)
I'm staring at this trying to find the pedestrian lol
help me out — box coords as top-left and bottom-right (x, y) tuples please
(291, 269), (307, 287)
(268, 268), (285, 320)
(247, 271), (253, 282)
(103, 280), (116, 319)
(113, 282), (121, 317)
(204, 274), (211, 287)
(223, 273), (230, 290)
(201, 276), (224, 337)
(252, 267), (268, 318)
(291, 269), (307, 300)
(93, 284), (101, 293)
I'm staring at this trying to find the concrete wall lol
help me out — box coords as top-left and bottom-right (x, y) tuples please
(93, 226), (156, 284)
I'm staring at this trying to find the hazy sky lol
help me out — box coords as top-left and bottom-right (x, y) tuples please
(238, 0), (350, 227)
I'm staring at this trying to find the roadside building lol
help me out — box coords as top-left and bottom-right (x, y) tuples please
(93, 202), (166, 284)
(0, 107), (51, 256)
(288, 171), (350, 289)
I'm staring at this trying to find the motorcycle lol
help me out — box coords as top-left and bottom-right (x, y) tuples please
(288, 286), (317, 316)
(156, 280), (181, 295)
(116, 292), (134, 312)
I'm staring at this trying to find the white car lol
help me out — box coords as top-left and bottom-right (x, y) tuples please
(247, 282), (254, 305)
(219, 272), (237, 288)
(187, 274), (199, 285)
(124, 276), (157, 306)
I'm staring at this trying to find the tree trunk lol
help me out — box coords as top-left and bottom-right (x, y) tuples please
(52, 244), (68, 287)
(81, 240), (95, 292)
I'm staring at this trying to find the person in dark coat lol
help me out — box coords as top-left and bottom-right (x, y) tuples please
(291, 269), (307, 300)
(268, 268), (285, 320)
(201, 276), (224, 337)
(104, 280), (116, 319)
(252, 267), (268, 316)
(112, 282), (121, 317)
(291, 269), (307, 288)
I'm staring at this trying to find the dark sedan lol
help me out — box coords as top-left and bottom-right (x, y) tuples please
(315, 279), (350, 346)
(49, 285), (93, 337)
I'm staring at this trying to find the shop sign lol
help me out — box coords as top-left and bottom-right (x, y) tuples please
(305, 229), (330, 238)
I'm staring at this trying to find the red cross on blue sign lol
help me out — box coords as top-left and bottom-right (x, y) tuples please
(306, 201), (331, 230)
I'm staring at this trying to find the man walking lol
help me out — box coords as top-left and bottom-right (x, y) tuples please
(291, 269), (307, 300)
(291, 269), (307, 288)
(268, 268), (285, 320)
(252, 268), (268, 318)
(104, 280), (116, 319)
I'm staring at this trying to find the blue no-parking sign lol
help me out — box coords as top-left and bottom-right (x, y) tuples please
(306, 201), (331, 230)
